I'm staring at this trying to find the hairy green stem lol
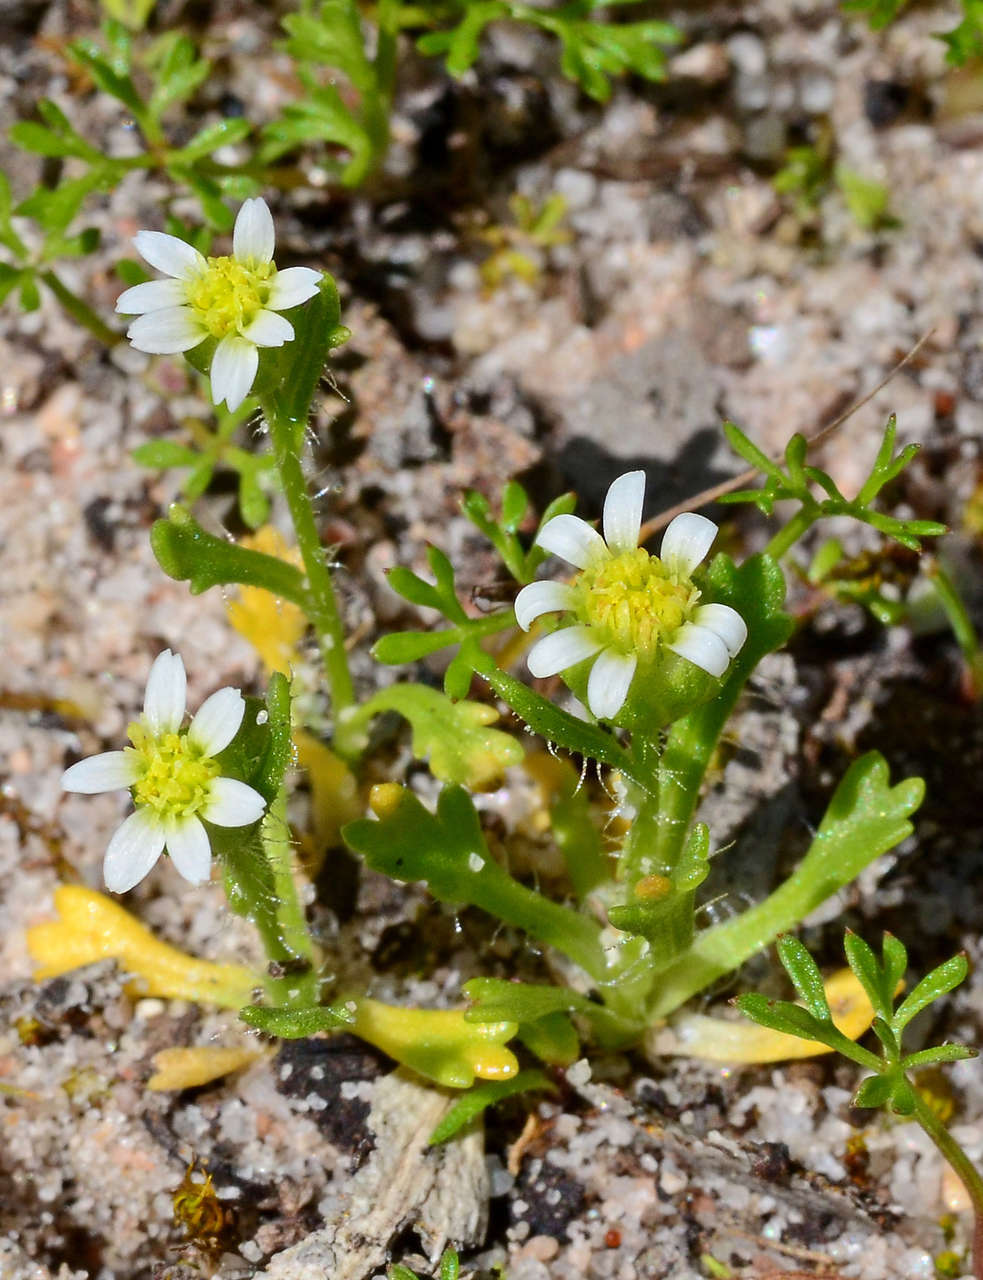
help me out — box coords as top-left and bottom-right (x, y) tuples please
(910, 1091), (983, 1280)
(262, 395), (359, 760)
(619, 783), (664, 887)
(261, 789), (320, 1008)
(40, 270), (121, 347)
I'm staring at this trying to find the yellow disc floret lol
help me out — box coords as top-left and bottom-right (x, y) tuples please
(576, 547), (699, 658)
(187, 256), (274, 339)
(127, 723), (220, 820)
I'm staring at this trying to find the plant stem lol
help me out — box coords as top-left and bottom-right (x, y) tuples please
(40, 270), (121, 347)
(262, 396), (359, 761)
(262, 789), (320, 1008)
(763, 506), (816, 561)
(619, 782), (664, 888)
(911, 1090), (983, 1280)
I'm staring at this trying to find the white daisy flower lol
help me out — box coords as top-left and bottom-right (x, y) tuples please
(117, 197), (322, 411)
(62, 650), (267, 893)
(514, 471), (748, 721)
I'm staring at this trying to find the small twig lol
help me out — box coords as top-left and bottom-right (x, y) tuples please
(637, 329), (935, 544)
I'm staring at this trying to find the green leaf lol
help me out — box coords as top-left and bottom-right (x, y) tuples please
(888, 1077), (918, 1115)
(9, 115), (97, 159)
(893, 954), (968, 1033)
(517, 1011), (580, 1066)
(777, 935), (832, 1022)
(236, 464), (271, 530)
(132, 439), (202, 469)
(427, 1069), (553, 1145)
(281, 3), (375, 92)
(836, 166), (897, 231)
(465, 977), (596, 1024)
(940, 2), (983, 64)
(723, 420), (783, 479)
(19, 273), (41, 311)
(808, 538), (844, 584)
(463, 976), (635, 1044)
(651, 753), (925, 1019)
(734, 993), (861, 1056)
(902, 1044), (978, 1070)
(150, 507), (309, 603)
(147, 34), (209, 118)
(386, 566), (447, 612)
(417, 2), (509, 75)
(852, 1073), (894, 1109)
(354, 683), (523, 788)
(0, 172), (28, 258)
(17, 172), (108, 236)
(240, 1002), (355, 1037)
(69, 38), (145, 117)
(344, 784), (606, 979)
(373, 628), (464, 664)
(843, 930), (897, 1022)
(177, 117), (251, 162)
(870, 1015), (900, 1058)
(501, 480), (528, 532)
(468, 650), (649, 794)
(260, 79), (375, 185)
(254, 671), (295, 802)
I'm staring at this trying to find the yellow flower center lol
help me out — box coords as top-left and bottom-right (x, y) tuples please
(576, 547), (698, 657)
(187, 256), (273, 339)
(127, 723), (220, 820)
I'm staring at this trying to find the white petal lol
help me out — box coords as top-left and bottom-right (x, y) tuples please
(233, 197), (275, 264)
(268, 266), (322, 310)
(143, 649), (187, 736)
(127, 307), (205, 355)
(660, 512), (718, 580)
(526, 625), (603, 679)
(164, 816), (212, 885)
(133, 230), (207, 280)
(188, 687), (245, 757)
(210, 335), (259, 411)
(203, 777), (267, 827)
(115, 278), (188, 315)
(514, 581), (579, 632)
(103, 808), (166, 893)
(536, 514), (608, 570)
(241, 309), (294, 347)
(586, 648), (637, 721)
(691, 603), (748, 658)
(668, 623), (729, 678)
(602, 470), (646, 555)
(62, 751), (139, 794)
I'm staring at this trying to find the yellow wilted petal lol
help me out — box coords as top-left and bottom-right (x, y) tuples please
(27, 886), (259, 1009)
(293, 729), (361, 850)
(348, 997), (519, 1089)
(148, 1045), (264, 1091)
(649, 968), (880, 1064)
(225, 525), (307, 675)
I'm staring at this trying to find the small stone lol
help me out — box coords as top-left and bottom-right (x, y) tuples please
(565, 1058), (591, 1087)
(727, 32), (767, 77)
(670, 42), (730, 85)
